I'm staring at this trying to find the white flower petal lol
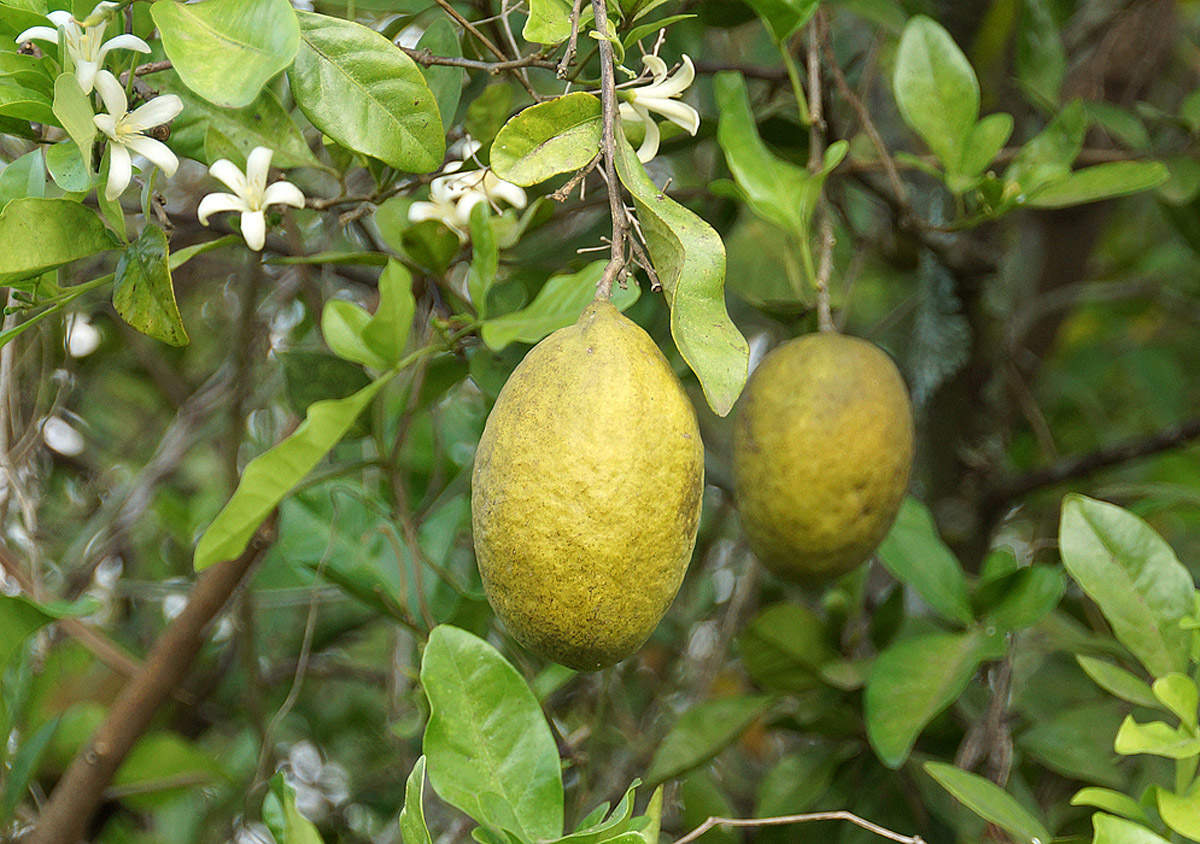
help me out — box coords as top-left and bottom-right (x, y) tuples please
(629, 104), (660, 163)
(105, 143), (131, 200)
(651, 55), (694, 99)
(454, 191), (487, 223)
(93, 112), (118, 139)
(75, 60), (98, 94)
(93, 69), (126, 118)
(239, 209), (267, 251)
(126, 94), (182, 131)
(460, 137), (483, 160)
(14, 25), (60, 44)
(407, 201), (443, 224)
(100, 33), (150, 54)
(209, 159), (248, 195)
(42, 417), (84, 457)
(245, 146), (274, 193)
(641, 97), (699, 135)
(198, 192), (252, 225)
(123, 135), (178, 176)
(641, 54), (669, 84)
(485, 176), (527, 209)
(47, 11), (76, 28)
(263, 180), (306, 210)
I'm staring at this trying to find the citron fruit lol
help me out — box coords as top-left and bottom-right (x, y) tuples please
(732, 332), (913, 583)
(471, 301), (704, 670)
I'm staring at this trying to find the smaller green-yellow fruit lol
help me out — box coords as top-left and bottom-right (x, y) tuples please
(732, 333), (913, 583)
(471, 301), (704, 671)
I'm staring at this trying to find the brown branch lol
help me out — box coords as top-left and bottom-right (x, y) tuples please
(805, 15), (835, 332)
(26, 526), (275, 844)
(118, 59), (172, 84)
(590, 0), (627, 300)
(400, 46), (558, 74)
(431, 0), (539, 99)
(674, 811), (925, 844)
(557, 0), (586, 77)
(993, 415), (1200, 504)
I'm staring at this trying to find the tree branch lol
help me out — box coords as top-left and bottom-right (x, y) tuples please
(400, 46), (558, 74)
(805, 14), (835, 332)
(590, 0), (628, 300)
(26, 526), (275, 844)
(674, 811), (925, 844)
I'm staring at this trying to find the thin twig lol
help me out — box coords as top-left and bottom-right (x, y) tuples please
(557, 0), (587, 77)
(118, 59), (172, 84)
(551, 154), (600, 201)
(590, 0), (627, 300)
(27, 526), (276, 844)
(674, 811), (926, 844)
(805, 15), (835, 332)
(432, 0), (539, 99)
(400, 46), (557, 73)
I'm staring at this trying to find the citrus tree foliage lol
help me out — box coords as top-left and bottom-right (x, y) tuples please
(0, 1), (1199, 843)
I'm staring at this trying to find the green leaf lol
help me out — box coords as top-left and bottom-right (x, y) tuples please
(0, 197), (115, 286)
(614, 137), (748, 416)
(0, 79), (54, 125)
(490, 93), (602, 187)
(0, 595), (62, 671)
(1071, 788), (1151, 825)
(467, 205), (499, 319)
(1077, 656), (1159, 709)
(112, 225), (189, 347)
(480, 262), (638, 350)
(877, 497), (973, 626)
(924, 762), (1050, 844)
(623, 15), (696, 49)
(1114, 716), (1200, 759)
(51, 73), (94, 170)
(1027, 161), (1169, 208)
(152, 0), (299, 108)
(1016, 0), (1066, 106)
(400, 757), (432, 844)
(1004, 99), (1086, 196)
(0, 148), (45, 209)
(264, 773), (325, 844)
(1059, 495), (1194, 677)
(1019, 703), (1126, 788)
(0, 716), (58, 823)
(1157, 786), (1200, 841)
(417, 18), (463, 129)
(1153, 674), (1198, 731)
(743, 0), (819, 41)
(977, 566), (1066, 632)
(737, 602), (835, 692)
(194, 374), (392, 569)
(893, 15), (979, 173)
(638, 785), (663, 844)
(557, 782), (639, 844)
(321, 260), (415, 369)
(523, 0), (572, 44)
(756, 746), (840, 817)
(865, 629), (1004, 768)
(289, 11), (444, 172)
(44, 140), (89, 192)
(646, 695), (773, 785)
(166, 77), (321, 169)
(421, 625), (563, 842)
(954, 112), (1013, 185)
(1093, 814), (1172, 844)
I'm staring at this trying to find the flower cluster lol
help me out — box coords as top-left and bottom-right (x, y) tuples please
(16, 1), (150, 94)
(92, 70), (182, 201)
(408, 140), (527, 241)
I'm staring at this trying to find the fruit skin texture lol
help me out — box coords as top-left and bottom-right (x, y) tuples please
(471, 301), (705, 671)
(732, 333), (913, 583)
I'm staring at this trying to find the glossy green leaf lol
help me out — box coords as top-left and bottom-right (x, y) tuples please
(1077, 656), (1158, 709)
(1028, 161), (1169, 208)
(1153, 673), (1198, 730)
(289, 11), (444, 172)
(1019, 703), (1125, 788)
(1157, 786), (1200, 841)
(166, 77), (320, 169)
(557, 782), (639, 844)
(194, 374), (391, 569)
(0, 147), (44, 209)
(1093, 814), (1172, 844)
(491, 93), (602, 187)
(51, 73), (94, 169)
(264, 773), (325, 844)
(638, 785), (663, 844)
(866, 629), (1004, 768)
(152, 0), (299, 108)
(955, 111), (1013, 183)
(646, 695), (772, 785)
(680, 773), (735, 844)
(924, 763), (1050, 844)
(1071, 788), (1151, 825)
(45, 140), (88, 192)
(321, 260), (415, 369)
(756, 746), (839, 817)
(1016, 0), (1066, 107)
(0, 716), (58, 823)
(417, 18), (463, 129)
(523, 0), (572, 44)
(421, 625), (563, 842)
(978, 565), (1066, 632)
(1114, 716), (1200, 759)
(737, 602), (835, 692)
(0, 78), (53, 125)
(623, 15), (696, 49)
(614, 136), (748, 416)
(877, 497), (973, 626)
(1004, 99), (1086, 196)
(0, 197), (115, 286)
(462, 208), (498, 321)
(480, 261), (639, 351)
(112, 225), (189, 347)
(743, 0), (819, 41)
(893, 15), (979, 173)
(0, 595), (60, 671)
(1059, 494), (1193, 677)
(400, 757), (432, 844)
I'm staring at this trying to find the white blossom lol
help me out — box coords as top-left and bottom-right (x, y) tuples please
(42, 416), (84, 457)
(16, 2), (150, 94)
(65, 313), (101, 358)
(618, 54), (700, 163)
(408, 142), (526, 242)
(198, 147), (306, 251)
(92, 70), (182, 201)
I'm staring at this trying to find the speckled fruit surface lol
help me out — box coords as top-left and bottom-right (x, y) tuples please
(732, 333), (913, 583)
(471, 301), (704, 670)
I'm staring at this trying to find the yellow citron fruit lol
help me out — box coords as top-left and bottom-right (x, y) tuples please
(471, 301), (705, 671)
(732, 332), (914, 583)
